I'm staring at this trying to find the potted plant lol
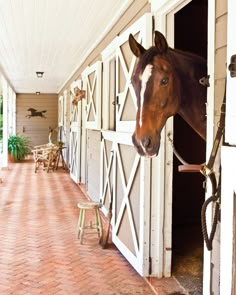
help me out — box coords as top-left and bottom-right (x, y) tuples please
(8, 134), (31, 162)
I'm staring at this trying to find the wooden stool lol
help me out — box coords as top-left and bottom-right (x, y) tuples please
(77, 201), (103, 244)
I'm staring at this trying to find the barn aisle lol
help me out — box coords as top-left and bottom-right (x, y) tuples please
(0, 158), (154, 295)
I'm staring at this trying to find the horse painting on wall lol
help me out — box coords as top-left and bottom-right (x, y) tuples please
(26, 108), (47, 119)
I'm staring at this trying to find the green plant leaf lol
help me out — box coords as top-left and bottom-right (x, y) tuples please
(8, 134), (31, 161)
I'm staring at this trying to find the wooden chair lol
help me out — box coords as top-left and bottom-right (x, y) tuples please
(32, 144), (60, 173)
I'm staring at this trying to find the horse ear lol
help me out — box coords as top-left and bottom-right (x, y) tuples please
(74, 87), (79, 94)
(129, 34), (146, 57)
(154, 31), (168, 53)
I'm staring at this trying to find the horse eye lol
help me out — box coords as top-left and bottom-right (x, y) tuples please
(160, 77), (169, 86)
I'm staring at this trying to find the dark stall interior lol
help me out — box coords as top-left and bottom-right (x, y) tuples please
(171, 0), (208, 292)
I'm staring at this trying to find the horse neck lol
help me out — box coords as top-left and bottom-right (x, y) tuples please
(170, 49), (207, 141)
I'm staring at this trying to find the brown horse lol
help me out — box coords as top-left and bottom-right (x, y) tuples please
(129, 31), (207, 158)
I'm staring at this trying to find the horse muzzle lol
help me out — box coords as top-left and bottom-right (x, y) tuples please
(132, 133), (160, 158)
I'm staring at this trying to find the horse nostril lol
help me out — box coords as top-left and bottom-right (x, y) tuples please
(142, 137), (152, 149)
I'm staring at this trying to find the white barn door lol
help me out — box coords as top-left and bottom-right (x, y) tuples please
(220, 0), (236, 293)
(58, 94), (64, 141)
(225, 0), (236, 145)
(100, 14), (152, 276)
(58, 91), (68, 165)
(82, 61), (102, 193)
(101, 131), (151, 276)
(115, 14), (152, 133)
(69, 80), (83, 183)
(82, 61), (102, 130)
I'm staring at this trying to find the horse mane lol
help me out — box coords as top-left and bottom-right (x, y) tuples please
(136, 46), (206, 74)
(169, 48), (206, 67)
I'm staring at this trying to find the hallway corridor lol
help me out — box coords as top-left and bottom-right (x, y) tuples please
(0, 159), (154, 295)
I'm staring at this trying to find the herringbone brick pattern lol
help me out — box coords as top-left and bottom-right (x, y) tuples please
(0, 159), (154, 295)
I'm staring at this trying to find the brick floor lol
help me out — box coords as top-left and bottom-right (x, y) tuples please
(0, 158), (156, 295)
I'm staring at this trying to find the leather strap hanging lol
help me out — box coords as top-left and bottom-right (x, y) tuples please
(176, 81), (226, 251)
(177, 54), (236, 250)
(201, 54), (236, 249)
(178, 81), (226, 176)
(169, 55), (236, 250)
(179, 84), (225, 251)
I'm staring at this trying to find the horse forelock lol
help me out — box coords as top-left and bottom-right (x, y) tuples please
(136, 47), (158, 72)
(134, 47), (160, 98)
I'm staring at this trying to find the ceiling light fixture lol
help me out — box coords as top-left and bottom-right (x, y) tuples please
(36, 71), (44, 78)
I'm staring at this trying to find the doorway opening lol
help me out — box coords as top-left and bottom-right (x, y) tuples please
(171, 0), (208, 293)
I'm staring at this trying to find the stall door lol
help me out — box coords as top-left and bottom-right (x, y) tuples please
(100, 135), (114, 216)
(82, 61), (102, 130)
(99, 13), (153, 276)
(221, 147), (236, 295)
(82, 61), (102, 194)
(58, 91), (68, 165)
(100, 131), (151, 276)
(115, 13), (152, 133)
(58, 94), (64, 141)
(69, 80), (83, 183)
(220, 0), (236, 292)
(225, 0), (236, 145)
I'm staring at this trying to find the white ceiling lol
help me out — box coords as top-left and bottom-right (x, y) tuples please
(0, 0), (133, 94)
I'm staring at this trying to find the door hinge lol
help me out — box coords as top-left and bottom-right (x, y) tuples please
(112, 96), (119, 106)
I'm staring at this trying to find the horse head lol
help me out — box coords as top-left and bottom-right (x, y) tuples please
(129, 31), (181, 158)
(27, 108), (36, 113)
(71, 87), (86, 106)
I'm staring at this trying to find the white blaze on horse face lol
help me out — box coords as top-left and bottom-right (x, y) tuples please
(139, 64), (153, 127)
